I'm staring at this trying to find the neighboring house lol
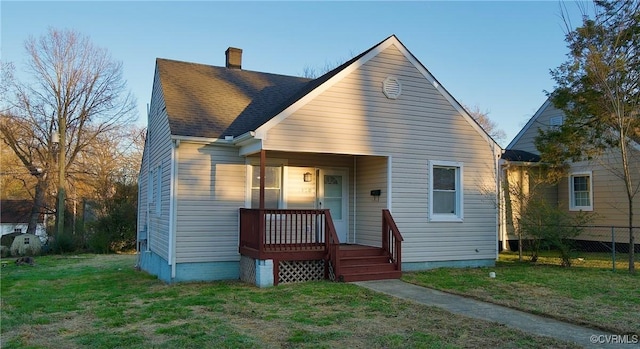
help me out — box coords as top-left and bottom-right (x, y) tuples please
(502, 99), (640, 249)
(0, 199), (48, 243)
(138, 35), (501, 285)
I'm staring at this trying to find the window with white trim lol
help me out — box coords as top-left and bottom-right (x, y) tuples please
(250, 165), (282, 209)
(569, 172), (593, 211)
(429, 160), (463, 222)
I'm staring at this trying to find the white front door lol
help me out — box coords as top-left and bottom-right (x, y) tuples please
(318, 168), (348, 242)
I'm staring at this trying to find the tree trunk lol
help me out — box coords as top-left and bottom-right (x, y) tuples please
(27, 177), (47, 235)
(629, 198), (635, 274)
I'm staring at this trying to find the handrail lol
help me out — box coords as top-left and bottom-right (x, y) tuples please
(382, 209), (403, 271)
(323, 210), (341, 281)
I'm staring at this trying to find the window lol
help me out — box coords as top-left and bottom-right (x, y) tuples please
(13, 228), (22, 234)
(569, 172), (593, 211)
(429, 160), (463, 222)
(549, 115), (564, 128)
(148, 165), (162, 215)
(250, 165), (282, 209)
(24, 237), (30, 245)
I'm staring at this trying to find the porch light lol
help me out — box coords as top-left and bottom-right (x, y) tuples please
(303, 172), (312, 182)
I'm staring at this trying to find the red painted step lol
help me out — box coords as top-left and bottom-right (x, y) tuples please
(334, 245), (401, 282)
(340, 270), (402, 282)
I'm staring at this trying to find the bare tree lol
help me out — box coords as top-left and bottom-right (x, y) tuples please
(0, 28), (137, 237)
(464, 104), (507, 144)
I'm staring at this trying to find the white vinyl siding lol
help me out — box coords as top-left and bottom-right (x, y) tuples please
(355, 156), (388, 247)
(262, 44), (498, 262)
(140, 67), (173, 261)
(174, 143), (246, 263)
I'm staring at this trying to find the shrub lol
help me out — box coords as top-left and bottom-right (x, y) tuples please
(520, 199), (594, 266)
(0, 245), (9, 257)
(87, 182), (137, 253)
(50, 233), (76, 254)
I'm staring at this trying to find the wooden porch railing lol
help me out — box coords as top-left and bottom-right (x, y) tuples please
(239, 208), (401, 282)
(382, 209), (403, 271)
(239, 209), (339, 262)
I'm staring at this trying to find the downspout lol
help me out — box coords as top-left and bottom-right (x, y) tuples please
(169, 139), (179, 279)
(495, 144), (500, 260)
(145, 104), (151, 253)
(494, 145), (504, 260)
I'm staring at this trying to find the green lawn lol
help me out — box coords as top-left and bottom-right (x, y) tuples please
(0, 254), (580, 349)
(403, 251), (640, 335)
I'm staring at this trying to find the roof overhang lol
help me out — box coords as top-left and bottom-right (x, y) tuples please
(233, 131), (263, 156)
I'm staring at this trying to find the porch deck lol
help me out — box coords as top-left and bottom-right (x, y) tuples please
(239, 208), (403, 284)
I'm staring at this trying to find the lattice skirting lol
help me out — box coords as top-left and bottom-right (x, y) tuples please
(327, 259), (335, 281)
(239, 255), (256, 284)
(279, 260), (325, 284)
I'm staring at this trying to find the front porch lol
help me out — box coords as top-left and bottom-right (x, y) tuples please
(239, 208), (403, 286)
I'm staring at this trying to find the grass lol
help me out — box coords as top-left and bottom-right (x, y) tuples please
(403, 251), (640, 336)
(0, 254), (581, 349)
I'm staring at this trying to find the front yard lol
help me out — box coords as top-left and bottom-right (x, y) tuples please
(403, 251), (640, 336)
(0, 254), (583, 349)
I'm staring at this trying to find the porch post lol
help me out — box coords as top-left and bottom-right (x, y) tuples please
(260, 149), (266, 210)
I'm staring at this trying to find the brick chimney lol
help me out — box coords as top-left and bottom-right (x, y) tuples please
(225, 47), (242, 69)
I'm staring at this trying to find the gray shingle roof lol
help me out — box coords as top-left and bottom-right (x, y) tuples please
(157, 58), (311, 139)
(156, 35), (408, 140)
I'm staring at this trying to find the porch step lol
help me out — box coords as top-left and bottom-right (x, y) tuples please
(340, 255), (391, 266)
(340, 270), (403, 282)
(339, 245), (386, 257)
(335, 245), (401, 282)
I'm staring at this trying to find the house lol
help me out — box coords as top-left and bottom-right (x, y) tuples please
(502, 99), (640, 250)
(0, 199), (48, 244)
(137, 35), (501, 285)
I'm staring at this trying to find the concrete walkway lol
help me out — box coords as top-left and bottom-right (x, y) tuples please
(354, 279), (639, 349)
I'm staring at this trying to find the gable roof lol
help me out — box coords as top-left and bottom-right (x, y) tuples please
(506, 98), (551, 150)
(507, 97), (640, 151)
(0, 200), (44, 224)
(157, 59), (311, 139)
(255, 35), (499, 149)
(157, 35), (499, 149)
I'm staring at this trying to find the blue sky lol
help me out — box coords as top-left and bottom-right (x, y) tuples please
(2, 1), (586, 146)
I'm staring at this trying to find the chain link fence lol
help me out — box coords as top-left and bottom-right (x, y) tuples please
(504, 226), (640, 271)
(572, 226), (640, 271)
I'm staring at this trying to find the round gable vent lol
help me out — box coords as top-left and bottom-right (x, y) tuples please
(382, 76), (402, 99)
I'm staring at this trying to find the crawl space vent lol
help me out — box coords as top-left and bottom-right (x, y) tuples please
(382, 76), (401, 99)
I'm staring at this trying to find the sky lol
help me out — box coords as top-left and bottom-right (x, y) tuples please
(1, 1), (588, 147)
